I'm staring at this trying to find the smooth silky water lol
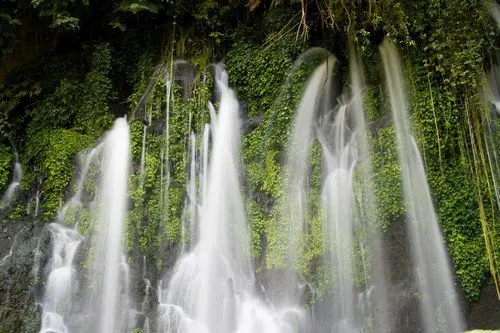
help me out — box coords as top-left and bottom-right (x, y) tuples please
(32, 43), (468, 333)
(380, 39), (464, 333)
(39, 118), (131, 333)
(1, 150), (22, 208)
(157, 67), (306, 333)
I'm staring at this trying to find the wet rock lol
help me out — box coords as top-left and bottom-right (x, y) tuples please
(466, 278), (500, 330)
(0, 219), (50, 333)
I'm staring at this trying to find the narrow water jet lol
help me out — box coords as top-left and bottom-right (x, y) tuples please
(58, 147), (100, 222)
(2, 151), (22, 208)
(34, 189), (40, 216)
(182, 132), (196, 251)
(162, 73), (173, 225)
(380, 39), (464, 333)
(139, 124), (148, 188)
(200, 124), (210, 203)
(91, 118), (131, 333)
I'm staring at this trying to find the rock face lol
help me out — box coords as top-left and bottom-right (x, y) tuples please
(0, 219), (50, 333)
(376, 216), (423, 333)
(467, 279), (500, 330)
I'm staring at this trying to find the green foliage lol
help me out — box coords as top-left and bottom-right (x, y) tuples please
(404, 44), (495, 299)
(74, 44), (115, 136)
(0, 145), (14, 191)
(225, 27), (306, 267)
(370, 126), (405, 229)
(14, 44), (116, 219)
(131, 328), (144, 333)
(32, 0), (88, 30)
(23, 44), (114, 138)
(118, 0), (161, 15)
(24, 129), (93, 217)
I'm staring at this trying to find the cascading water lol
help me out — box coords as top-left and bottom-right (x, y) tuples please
(271, 54), (336, 306)
(181, 131), (197, 251)
(157, 67), (306, 333)
(380, 39), (463, 333)
(139, 124), (148, 189)
(318, 102), (359, 332)
(89, 118), (130, 333)
(349, 45), (392, 333)
(28, 45), (476, 333)
(39, 146), (100, 333)
(2, 151), (22, 208)
(38, 118), (131, 333)
(40, 225), (82, 333)
(315, 46), (383, 329)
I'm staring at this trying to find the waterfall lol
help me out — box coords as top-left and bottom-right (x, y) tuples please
(40, 224), (82, 333)
(29, 48), (475, 333)
(272, 54), (336, 305)
(181, 132), (197, 251)
(139, 124), (148, 189)
(39, 119), (131, 333)
(157, 67), (306, 333)
(318, 102), (358, 332)
(380, 39), (464, 333)
(91, 118), (130, 333)
(2, 151), (22, 208)
(39, 146), (101, 333)
(349, 44), (391, 333)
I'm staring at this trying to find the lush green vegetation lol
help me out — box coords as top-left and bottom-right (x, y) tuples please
(1, 4), (500, 332)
